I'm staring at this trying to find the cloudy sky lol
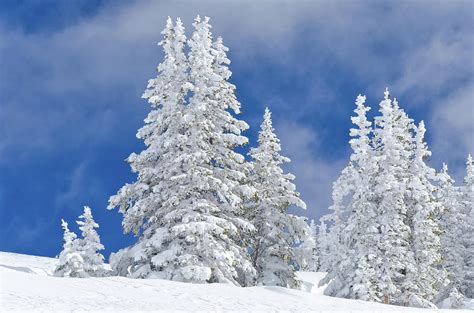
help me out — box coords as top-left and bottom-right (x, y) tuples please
(1, 0), (472, 258)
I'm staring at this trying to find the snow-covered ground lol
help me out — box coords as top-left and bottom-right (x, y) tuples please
(0, 252), (472, 312)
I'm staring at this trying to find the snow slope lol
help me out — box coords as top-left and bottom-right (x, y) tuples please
(0, 251), (472, 312)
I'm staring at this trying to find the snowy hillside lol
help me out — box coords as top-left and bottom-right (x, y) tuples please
(0, 252), (472, 312)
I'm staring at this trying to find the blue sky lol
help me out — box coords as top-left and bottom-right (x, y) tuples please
(0, 0), (472, 258)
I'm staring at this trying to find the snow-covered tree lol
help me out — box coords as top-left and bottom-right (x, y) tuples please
(109, 16), (255, 286)
(448, 288), (466, 308)
(321, 89), (455, 307)
(76, 206), (105, 277)
(402, 121), (447, 306)
(54, 219), (84, 277)
(340, 94), (381, 302)
(436, 163), (465, 302)
(318, 162), (355, 275)
(247, 107), (308, 289)
(321, 94), (380, 301)
(295, 219), (318, 272)
(316, 220), (331, 272)
(321, 90), (449, 307)
(368, 90), (416, 305)
(458, 154), (474, 297)
(317, 95), (374, 278)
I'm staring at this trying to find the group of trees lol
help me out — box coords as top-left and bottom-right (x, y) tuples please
(55, 206), (106, 278)
(314, 91), (473, 308)
(105, 16), (310, 288)
(54, 15), (472, 309)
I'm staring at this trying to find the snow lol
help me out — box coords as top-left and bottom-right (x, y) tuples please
(1, 252), (472, 312)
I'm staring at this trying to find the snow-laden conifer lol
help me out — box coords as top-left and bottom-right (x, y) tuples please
(318, 163), (355, 275)
(316, 220), (331, 272)
(458, 155), (474, 297)
(369, 89), (416, 305)
(436, 163), (465, 302)
(317, 96), (372, 277)
(109, 16), (255, 285)
(321, 94), (380, 301)
(54, 219), (84, 277)
(247, 107), (308, 289)
(322, 90), (450, 307)
(322, 90), (450, 306)
(448, 288), (466, 308)
(76, 206), (105, 277)
(340, 94), (380, 301)
(402, 121), (447, 306)
(295, 219), (318, 271)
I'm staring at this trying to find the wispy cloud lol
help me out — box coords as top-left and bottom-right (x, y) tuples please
(276, 120), (347, 220)
(0, 0), (472, 227)
(430, 83), (474, 178)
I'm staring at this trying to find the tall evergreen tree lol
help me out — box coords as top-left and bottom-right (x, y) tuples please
(318, 95), (374, 277)
(340, 94), (380, 302)
(370, 89), (415, 305)
(247, 108), (308, 288)
(322, 94), (380, 301)
(109, 16), (255, 285)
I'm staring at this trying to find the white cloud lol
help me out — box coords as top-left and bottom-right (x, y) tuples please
(275, 120), (346, 220)
(0, 0), (472, 214)
(430, 83), (474, 180)
(392, 29), (473, 102)
(54, 161), (88, 209)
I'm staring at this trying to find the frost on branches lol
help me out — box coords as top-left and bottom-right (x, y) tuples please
(108, 16), (255, 286)
(247, 108), (309, 289)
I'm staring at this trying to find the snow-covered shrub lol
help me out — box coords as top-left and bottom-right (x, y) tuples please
(54, 219), (85, 277)
(55, 207), (106, 278)
(76, 206), (106, 277)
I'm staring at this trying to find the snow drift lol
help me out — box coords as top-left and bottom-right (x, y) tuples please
(1, 251), (472, 312)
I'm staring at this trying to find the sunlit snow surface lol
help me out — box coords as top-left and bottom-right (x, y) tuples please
(0, 252), (472, 312)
